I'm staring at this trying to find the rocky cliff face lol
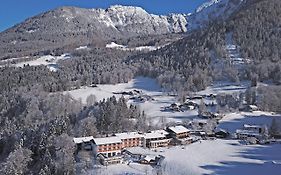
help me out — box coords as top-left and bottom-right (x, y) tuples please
(0, 5), (188, 59)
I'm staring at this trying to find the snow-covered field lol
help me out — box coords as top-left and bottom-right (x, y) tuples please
(106, 42), (160, 51)
(96, 139), (281, 175)
(65, 77), (199, 124)
(65, 77), (252, 124)
(0, 54), (71, 71)
(219, 111), (277, 133)
(67, 77), (281, 175)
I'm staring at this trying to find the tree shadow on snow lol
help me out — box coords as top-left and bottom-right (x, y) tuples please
(201, 144), (281, 175)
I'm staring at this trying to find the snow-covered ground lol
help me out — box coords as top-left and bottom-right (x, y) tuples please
(95, 139), (281, 175)
(197, 80), (249, 96)
(75, 45), (90, 50)
(1, 54), (71, 71)
(224, 33), (251, 67)
(65, 77), (198, 124)
(106, 42), (160, 51)
(67, 77), (281, 175)
(219, 111), (278, 133)
(65, 77), (252, 124)
(189, 0), (245, 30)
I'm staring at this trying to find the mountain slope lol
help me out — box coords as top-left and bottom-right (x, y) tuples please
(188, 0), (245, 30)
(0, 5), (187, 60)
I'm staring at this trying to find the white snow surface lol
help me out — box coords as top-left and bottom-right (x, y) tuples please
(188, 0), (245, 30)
(106, 42), (160, 51)
(168, 125), (190, 134)
(12, 54), (71, 71)
(65, 77), (200, 124)
(96, 139), (281, 175)
(73, 136), (94, 144)
(66, 77), (281, 175)
(75, 46), (89, 50)
(93, 136), (122, 145)
(218, 111), (279, 133)
(65, 77), (252, 124)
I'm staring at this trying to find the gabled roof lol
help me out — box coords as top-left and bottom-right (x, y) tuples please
(73, 136), (94, 144)
(236, 129), (261, 137)
(168, 125), (190, 134)
(93, 136), (122, 145)
(243, 124), (263, 129)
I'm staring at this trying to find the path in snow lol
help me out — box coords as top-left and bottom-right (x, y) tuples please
(225, 32), (250, 67)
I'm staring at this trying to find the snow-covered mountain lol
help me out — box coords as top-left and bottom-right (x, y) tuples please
(188, 0), (245, 30)
(0, 1), (245, 59)
(3, 5), (188, 39)
(0, 5), (189, 59)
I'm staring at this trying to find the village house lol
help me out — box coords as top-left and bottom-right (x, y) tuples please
(167, 125), (190, 139)
(143, 130), (171, 148)
(115, 132), (143, 148)
(215, 128), (229, 138)
(236, 124), (265, 140)
(140, 155), (163, 165)
(167, 125), (192, 145)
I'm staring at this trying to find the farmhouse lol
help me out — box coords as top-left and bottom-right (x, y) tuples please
(236, 124), (264, 140)
(167, 125), (190, 139)
(143, 130), (171, 148)
(215, 128), (229, 138)
(243, 124), (264, 133)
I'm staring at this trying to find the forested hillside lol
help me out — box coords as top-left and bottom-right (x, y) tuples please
(1, 0), (281, 174)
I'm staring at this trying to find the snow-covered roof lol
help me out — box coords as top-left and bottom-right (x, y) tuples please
(143, 130), (169, 139)
(73, 136), (94, 144)
(243, 124), (263, 129)
(168, 125), (190, 134)
(236, 129), (261, 137)
(192, 119), (208, 124)
(249, 105), (258, 109)
(115, 132), (143, 140)
(93, 136), (122, 145)
(215, 128), (228, 133)
(143, 155), (157, 162)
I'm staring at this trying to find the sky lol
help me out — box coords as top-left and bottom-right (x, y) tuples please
(0, 0), (207, 32)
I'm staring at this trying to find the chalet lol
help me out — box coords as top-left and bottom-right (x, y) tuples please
(143, 130), (171, 148)
(167, 125), (190, 139)
(241, 105), (259, 112)
(236, 124), (264, 140)
(93, 137), (122, 158)
(243, 124), (264, 133)
(73, 136), (94, 151)
(170, 103), (181, 112)
(140, 155), (163, 165)
(236, 129), (262, 140)
(215, 128), (229, 138)
(115, 132), (143, 148)
(180, 102), (197, 110)
(192, 119), (208, 128)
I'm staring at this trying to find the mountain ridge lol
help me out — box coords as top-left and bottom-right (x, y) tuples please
(0, 1), (244, 59)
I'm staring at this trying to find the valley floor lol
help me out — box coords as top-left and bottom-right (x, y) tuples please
(92, 139), (281, 175)
(66, 77), (281, 175)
